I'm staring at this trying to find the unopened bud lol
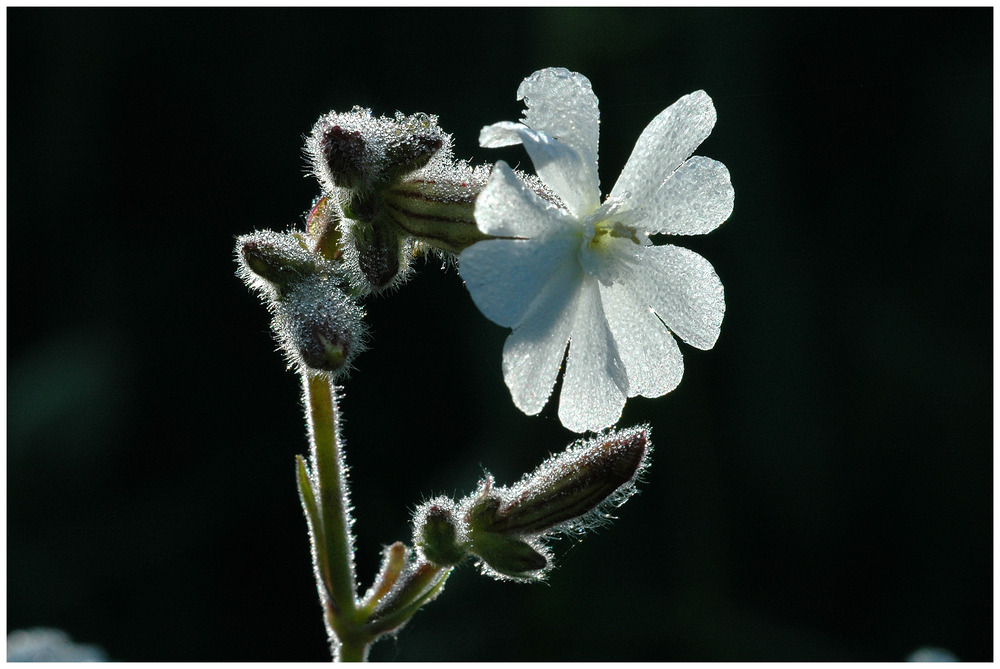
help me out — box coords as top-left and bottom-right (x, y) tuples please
(305, 107), (448, 197)
(273, 275), (367, 376)
(382, 112), (445, 181)
(413, 500), (468, 567)
(346, 215), (410, 293)
(487, 426), (651, 536)
(320, 123), (369, 190)
(459, 426), (651, 581)
(307, 111), (373, 194)
(236, 230), (319, 291)
(468, 534), (548, 579)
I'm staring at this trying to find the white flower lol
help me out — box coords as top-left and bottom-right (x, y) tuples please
(459, 68), (734, 433)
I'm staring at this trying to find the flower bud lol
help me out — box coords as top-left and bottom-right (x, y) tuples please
(272, 275), (368, 376)
(308, 111), (373, 193)
(346, 214), (410, 293)
(382, 112), (446, 181)
(487, 426), (651, 537)
(458, 426), (652, 581)
(305, 196), (345, 264)
(468, 534), (548, 579)
(305, 107), (448, 197)
(413, 499), (468, 567)
(235, 230), (320, 291)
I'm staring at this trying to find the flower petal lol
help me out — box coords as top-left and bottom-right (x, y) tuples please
(610, 91), (717, 207)
(501, 261), (585, 416)
(601, 280), (684, 398)
(517, 68), (600, 182)
(640, 156), (734, 236)
(473, 161), (576, 238)
(480, 121), (527, 148)
(628, 244), (725, 350)
(516, 127), (601, 217)
(558, 278), (628, 433)
(460, 233), (579, 329)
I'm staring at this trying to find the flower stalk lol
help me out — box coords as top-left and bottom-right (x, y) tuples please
(301, 373), (364, 659)
(298, 373), (456, 661)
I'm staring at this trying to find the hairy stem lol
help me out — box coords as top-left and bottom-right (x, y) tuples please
(335, 639), (370, 662)
(302, 372), (454, 661)
(304, 373), (367, 659)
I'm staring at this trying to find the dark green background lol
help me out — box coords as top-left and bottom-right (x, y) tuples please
(8, 7), (991, 661)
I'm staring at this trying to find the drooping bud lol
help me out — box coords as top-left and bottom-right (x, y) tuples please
(413, 498), (468, 567)
(272, 274), (368, 376)
(457, 426), (652, 581)
(487, 425), (651, 537)
(235, 230), (321, 292)
(344, 214), (410, 293)
(305, 107), (448, 197)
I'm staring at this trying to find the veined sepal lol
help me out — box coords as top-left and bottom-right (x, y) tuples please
(383, 176), (488, 255)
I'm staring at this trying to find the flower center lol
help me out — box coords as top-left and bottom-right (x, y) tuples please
(587, 219), (641, 250)
(579, 218), (643, 285)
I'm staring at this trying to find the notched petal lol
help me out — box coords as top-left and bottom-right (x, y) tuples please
(610, 90), (718, 206)
(642, 156), (734, 236)
(601, 281), (684, 399)
(516, 68), (601, 174)
(630, 244), (725, 350)
(516, 127), (601, 217)
(472, 161), (576, 239)
(460, 234), (578, 329)
(501, 261), (584, 416)
(558, 280), (628, 433)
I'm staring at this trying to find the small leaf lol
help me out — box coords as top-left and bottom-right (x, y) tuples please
(295, 455), (328, 582)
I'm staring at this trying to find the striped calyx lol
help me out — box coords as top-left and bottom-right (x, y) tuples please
(383, 174), (489, 255)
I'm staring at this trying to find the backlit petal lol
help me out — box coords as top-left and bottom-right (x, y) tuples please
(502, 262), (585, 416)
(479, 121), (528, 148)
(601, 280), (684, 398)
(517, 126), (600, 218)
(610, 91), (717, 206)
(558, 278), (628, 433)
(517, 68), (600, 181)
(640, 156), (734, 235)
(628, 244), (725, 350)
(460, 233), (579, 329)
(474, 161), (576, 238)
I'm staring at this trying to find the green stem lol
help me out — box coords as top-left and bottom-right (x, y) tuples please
(335, 636), (371, 663)
(304, 373), (369, 659)
(302, 372), (453, 661)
